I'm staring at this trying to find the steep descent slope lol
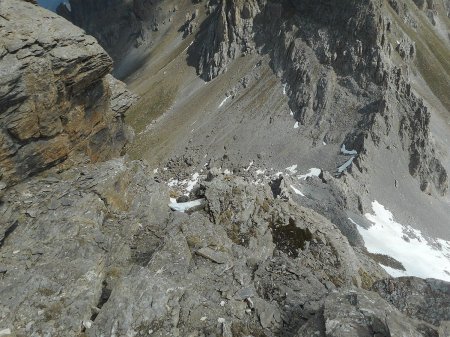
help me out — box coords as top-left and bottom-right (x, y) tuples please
(57, 0), (450, 267)
(85, 1), (450, 239)
(0, 1), (449, 336)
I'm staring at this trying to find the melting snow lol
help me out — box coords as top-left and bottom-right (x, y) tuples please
(337, 157), (355, 173)
(341, 144), (357, 155)
(186, 172), (199, 192)
(353, 201), (450, 281)
(290, 185), (305, 197)
(218, 96), (231, 108)
(294, 122), (299, 129)
(168, 179), (179, 187)
(286, 165), (298, 174)
(298, 168), (321, 180)
(169, 199), (205, 213)
(245, 161), (254, 172)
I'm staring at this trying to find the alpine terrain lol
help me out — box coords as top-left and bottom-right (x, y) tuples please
(0, 0), (450, 336)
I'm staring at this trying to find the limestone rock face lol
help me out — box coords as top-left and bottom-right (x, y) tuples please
(193, 0), (448, 196)
(0, 0), (137, 189)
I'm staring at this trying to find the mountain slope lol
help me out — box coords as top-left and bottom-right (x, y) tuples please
(0, 0), (449, 336)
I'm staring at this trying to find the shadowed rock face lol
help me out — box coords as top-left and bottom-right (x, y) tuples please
(0, 0), (137, 190)
(193, 0), (448, 196)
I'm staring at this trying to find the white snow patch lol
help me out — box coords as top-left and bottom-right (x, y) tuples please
(341, 144), (357, 155)
(294, 122), (299, 129)
(286, 165), (298, 174)
(290, 185), (305, 197)
(255, 169), (266, 175)
(168, 179), (179, 187)
(355, 201), (450, 281)
(218, 96), (231, 108)
(298, 168), (321, 180)
(186, 172), (199, 192)
(223, 169), (232, 175)
(169, 199), (205, 213)
(200, 317), (207, 321)
(275, 172), (283, 177)
(323, 141), (327, 146)
(282, 83), (287, 95)
(153, 168), (159, 174)
(181, 41), (194, 54)
(0, 329), (12, 337)
(245, 161), (254, 172)
(290, 110), (294, 116)
(218, 318), (226, 324)
(337, 157), (355, 173)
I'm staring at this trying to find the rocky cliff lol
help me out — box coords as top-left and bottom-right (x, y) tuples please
(0, 0), (449, 336)
(0, 0), (137, 192)
(194, 0), (448, 196)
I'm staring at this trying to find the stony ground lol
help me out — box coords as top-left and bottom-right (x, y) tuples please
(0, 0), (450, 336)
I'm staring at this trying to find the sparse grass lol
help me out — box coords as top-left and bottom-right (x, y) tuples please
(125, 81), (178, 133)
(386, 2), (450, 111)
(367, 251), (406, 271)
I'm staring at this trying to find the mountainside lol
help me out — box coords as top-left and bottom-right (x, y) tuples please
(58, 0), (450, 243)
(1, 0), (450, 336)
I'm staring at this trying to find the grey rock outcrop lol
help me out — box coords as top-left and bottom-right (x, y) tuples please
(1, 0), (449, 336)
(2, 162), (449, 336)
(372, 277), (450, 326)
(0, 0), (137, 190)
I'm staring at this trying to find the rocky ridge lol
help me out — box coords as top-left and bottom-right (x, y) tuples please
(0, 1), (449, 336)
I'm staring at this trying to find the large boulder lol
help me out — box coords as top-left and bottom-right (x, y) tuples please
(0, 0), (137, 190)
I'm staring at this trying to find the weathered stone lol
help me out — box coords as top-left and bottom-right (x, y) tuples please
(0, 0), (136, 189)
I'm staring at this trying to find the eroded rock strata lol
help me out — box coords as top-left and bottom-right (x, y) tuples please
(0, 0), (137, 191)
(0, 1), (449, 337)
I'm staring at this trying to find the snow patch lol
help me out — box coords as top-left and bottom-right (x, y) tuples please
(298, 168), (321, 180)
(354, 201), (450, 281)
(218, 96), (231, 108)
(286, 165), (298, 174)
(294, 122), (299, 129)
(169, 199), (205, 213)
(337, 157), (355, 173)
(245, 161), (254, 172)
(186, 172), (199, 192)
(341, 144), (357, 155)
(290, 110), (294, 116)
(255, 169), (266, 175)
(168, 179), (179, 187)
(282, 83), (287, 95)
(290, 185), (305, 197)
